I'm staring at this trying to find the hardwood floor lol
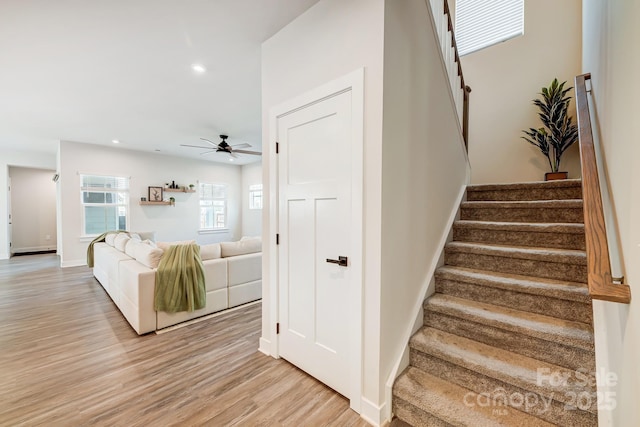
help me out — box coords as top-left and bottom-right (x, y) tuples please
(0, 254), (370, 427)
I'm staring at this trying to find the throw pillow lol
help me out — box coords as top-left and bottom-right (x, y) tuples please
(125, 239), (141, 258)
(134, 244), (164, 269)
(105, 233), (117, 246)
(114, 233), (131, 252)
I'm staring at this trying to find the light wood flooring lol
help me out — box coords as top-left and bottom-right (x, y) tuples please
(0, 254), (370, 426)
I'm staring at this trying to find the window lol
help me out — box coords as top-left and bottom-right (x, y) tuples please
(249, 184), (263, 210)
(81, 174), (129, 236)
(199, 183), (227, 230)
(455, 0), (524, 56)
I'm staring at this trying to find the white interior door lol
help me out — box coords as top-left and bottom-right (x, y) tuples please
(277, 89), (354, 399)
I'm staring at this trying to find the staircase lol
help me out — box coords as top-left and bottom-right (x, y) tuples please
(392, 179), (598, 426)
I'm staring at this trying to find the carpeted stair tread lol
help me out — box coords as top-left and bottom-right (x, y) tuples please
(453, 220), (585, 235)
(460, 200), (584, 224)
(461, 200), (584, 210)
(445, 242), (586, 265)
(467, 179), (582, 201)
(453, 220), (586, 250)
(435, 266), (590, 303)
(410, 328), (597, 399)
(393, 367), (555, 427)
(424, 294), (594, 351)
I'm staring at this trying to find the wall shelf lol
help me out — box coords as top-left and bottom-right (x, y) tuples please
(140, 201), (172, 206)
(164, 188), (196, 193)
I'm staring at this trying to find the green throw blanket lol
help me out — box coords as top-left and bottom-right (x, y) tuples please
(154, 243), (206, 313)
(86, 230), (126, 268)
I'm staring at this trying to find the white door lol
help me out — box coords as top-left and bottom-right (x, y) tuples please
(277, 89), (355, 399)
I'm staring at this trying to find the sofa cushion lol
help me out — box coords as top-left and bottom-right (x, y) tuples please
(105, 233), (117, 246)
(220, 237), (262, 258)
(134, 243), (164, 269)
(114, 233), (131, 252)
(156, 240), (196, 251)
(200, 243), (221, 260)
(136, 231), (156, 242)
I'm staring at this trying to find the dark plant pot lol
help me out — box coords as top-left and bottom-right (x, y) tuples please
(545, 171), (568, 181)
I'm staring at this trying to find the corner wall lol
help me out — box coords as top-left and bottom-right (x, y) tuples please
(261, 0), (386, 421)
(462, 0), (583, 184)
(582, 0), (640, 425)
(58, 141), (242, 266)
(380, 0), (470, 416)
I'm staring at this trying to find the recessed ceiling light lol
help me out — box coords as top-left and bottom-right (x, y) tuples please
(229, 158), (234, 162)
(192, 64), (206, 73)
(112, 139), (120, 144)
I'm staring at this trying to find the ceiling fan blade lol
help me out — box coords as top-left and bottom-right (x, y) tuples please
(229, 151), (239, 159)
(181, 144), (215, 149)
(234, 149), (262, 156)
(230, 143), (251, 149)
(199, 150), (216, 156)
(199, 137), (219, 148)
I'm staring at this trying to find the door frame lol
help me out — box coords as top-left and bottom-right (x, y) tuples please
(267, 68), (364, 411)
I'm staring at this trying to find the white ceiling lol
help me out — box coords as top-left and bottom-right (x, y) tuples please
(0, 0), (319, 165)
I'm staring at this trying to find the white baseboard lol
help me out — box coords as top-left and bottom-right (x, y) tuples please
(259, 337), (271, 356)
(13, 245), (56, 253)
(61, 259), (86, 268)
(360, 397), (387, 427)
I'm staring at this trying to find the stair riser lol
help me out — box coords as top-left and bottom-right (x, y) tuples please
(460, 207), (584, 223)
(435, 278), (593, 324)
(467, 187), (582, 201)
(410, 350), (597, 426)
(424, 311), (595, 372)
(453, 228), (586, 250)
(445, 251), (587, 283)
(392, 398), (449, 427)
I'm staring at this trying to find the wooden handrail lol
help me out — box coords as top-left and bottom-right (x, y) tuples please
(574, 73), (631, 303)
(443, 0), (471, 151)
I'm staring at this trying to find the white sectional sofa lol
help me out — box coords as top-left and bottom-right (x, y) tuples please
(92, 234), (261, 334)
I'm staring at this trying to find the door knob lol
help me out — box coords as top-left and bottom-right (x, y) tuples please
(326, 256), (348, 267)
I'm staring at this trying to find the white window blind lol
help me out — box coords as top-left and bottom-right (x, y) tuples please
(455, 0), (524, 56)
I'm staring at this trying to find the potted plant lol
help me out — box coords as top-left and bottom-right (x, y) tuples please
(521, 78), (579, 180)
(169, 196), (175, 206)
(189, 184), (195, 190)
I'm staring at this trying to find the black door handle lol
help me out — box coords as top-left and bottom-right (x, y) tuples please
(326, 256), (348, 267)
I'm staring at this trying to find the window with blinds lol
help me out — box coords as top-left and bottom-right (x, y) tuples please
(455, 0), (524, 56)
(80, 174), (129, 236)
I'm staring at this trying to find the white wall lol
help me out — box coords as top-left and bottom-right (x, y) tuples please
(0, 149), (56, 259)
(241, 162), (262, 237)
(8, 167), (57, 253)
(380, 0), (469, 414)
(261, 0), (386, 421)
(582, 0), (640, 425)
(58, 141), (242, 267)
(462, 0), (583, 184)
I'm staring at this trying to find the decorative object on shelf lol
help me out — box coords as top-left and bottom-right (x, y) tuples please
(148, 186), (163, 202)
(189, 184), (195, 190)
(169, 197), (175, 206)
(141, 197), (147, 202)
(170, 180), (178, 189)
(521, 78), (578, 181)
(164, 183), (169, 189)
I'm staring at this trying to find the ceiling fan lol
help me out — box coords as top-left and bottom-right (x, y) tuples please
(180, 134), (261, 158)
